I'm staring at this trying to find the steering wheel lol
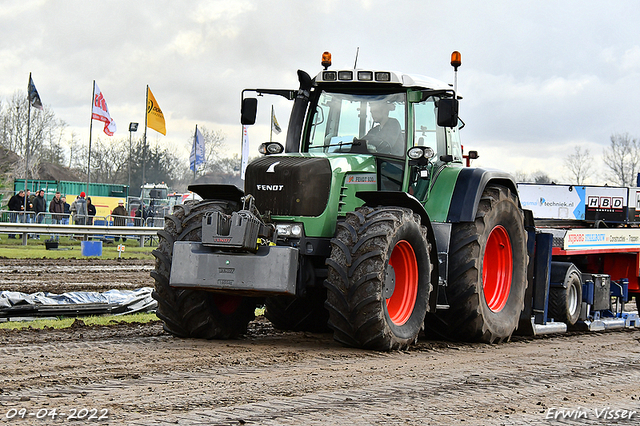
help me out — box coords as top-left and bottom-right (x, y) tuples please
(370, 140), (392, 154)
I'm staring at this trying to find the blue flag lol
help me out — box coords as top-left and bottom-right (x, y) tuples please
(190, 127), (205, 171)
(28, 73), (43, 110)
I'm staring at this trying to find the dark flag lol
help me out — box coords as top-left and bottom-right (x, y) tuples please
(28, 73), (43, 110)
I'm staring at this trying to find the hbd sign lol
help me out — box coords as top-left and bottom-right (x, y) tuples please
(587, 196), (624, 210)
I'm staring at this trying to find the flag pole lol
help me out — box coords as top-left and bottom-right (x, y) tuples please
(143, 86), (148, 187)
(24, 73), (32, 212)
(270, 105), (274, 142)
(86, 80), (95, 197)
(193, 124), (198, 182)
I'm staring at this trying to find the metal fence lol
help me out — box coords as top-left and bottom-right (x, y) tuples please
(0, 211), (163, 247)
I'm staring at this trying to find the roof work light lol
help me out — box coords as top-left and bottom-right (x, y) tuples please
(322, 52), (332, 70)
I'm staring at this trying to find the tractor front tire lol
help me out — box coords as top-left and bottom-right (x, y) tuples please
(325, 206), (432, 351)
(151, 199), (257, 339)
(428, 185), (527, 343)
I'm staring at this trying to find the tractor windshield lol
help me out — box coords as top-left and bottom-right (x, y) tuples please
(306, 91), (406, 157)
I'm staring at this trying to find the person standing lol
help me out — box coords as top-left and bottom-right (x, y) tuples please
(25, 189), (34, 223)
(70, 192), (88, 225)
(49, 191), (64, 241)
(49, 192), (64, 223)
(34, 190), (46, 223)
(7, 190), (25, 239)
(32, 189), (47, 239)
(112, 199), (128, 242)
(87, 197), (96, 225)
(61, 196), (71, 225)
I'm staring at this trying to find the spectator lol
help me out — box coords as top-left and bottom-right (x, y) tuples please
(7, 190), (25, 239)
(61, 196), (71, 225)
(87, 197), (96, 225)
(25, 189), (34, 223)
(49, 192), (64, 223)
(112, 199), (128, 242)
(34, 190), (46, 223)
(49, 191), (64, 241)
(70, 192), (88, 225)
(32, 189), (47, 239)
(135, 202), (149, 226)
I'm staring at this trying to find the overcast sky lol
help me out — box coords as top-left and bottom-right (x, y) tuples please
(2, 0), (639, 184)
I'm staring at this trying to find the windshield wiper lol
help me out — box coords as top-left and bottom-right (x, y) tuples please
(309, 138), (365, 149)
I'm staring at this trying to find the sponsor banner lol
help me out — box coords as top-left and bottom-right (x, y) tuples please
(517, 184), (630, 223)
(564, 229), (640, 250)
(517, 184), (585, 220)
(628, 188), (640, 222)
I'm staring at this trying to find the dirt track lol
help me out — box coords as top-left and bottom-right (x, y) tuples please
(0, 258), (154, 294)
(1, 259), (640, 425)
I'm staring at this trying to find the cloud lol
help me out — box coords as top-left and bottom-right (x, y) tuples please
(1, 0), (640, 183)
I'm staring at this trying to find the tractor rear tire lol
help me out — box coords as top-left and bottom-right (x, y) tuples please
(325, 206), (432, 351)
(151, 199), (257, 339)
(427, 185), (527, 343)
(265, 287), (330, 332)
(548, 265), (582, 326)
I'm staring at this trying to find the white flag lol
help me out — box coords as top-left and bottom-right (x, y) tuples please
(241, 125), (250, 180)
(92, 82), (116, 136)
(190, 126), (205, 171)
(271, 109), (281, 134)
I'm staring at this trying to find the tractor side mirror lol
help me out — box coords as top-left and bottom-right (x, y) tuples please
(437, 98), (459, 128)
(241, 98), (258, 125)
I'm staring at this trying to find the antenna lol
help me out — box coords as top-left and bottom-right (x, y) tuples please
(353, 47), (360, 69)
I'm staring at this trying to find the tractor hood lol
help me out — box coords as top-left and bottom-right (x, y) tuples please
(244, 154), (377, 223)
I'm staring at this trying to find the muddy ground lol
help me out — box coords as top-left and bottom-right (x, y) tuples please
(1, 258), (640, 425)
(0, 258), (154, 294)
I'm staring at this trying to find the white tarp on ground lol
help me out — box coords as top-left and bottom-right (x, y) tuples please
(0, 287), (157, 316)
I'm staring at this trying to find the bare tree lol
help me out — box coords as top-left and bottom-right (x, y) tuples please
(200, 127), (226, 174)
(563, 146), (594, 184)
(532, 170), (552, 184)
(0, 91), (67, 177)
(87, 137), (130, 184)
(66, 132), (81, 168)
(513, 170), (553, 184)
(513, 170), (530, 183)
(602, 133), (640, 186)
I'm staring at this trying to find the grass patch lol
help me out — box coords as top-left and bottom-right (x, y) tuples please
(0, 312), (159, 330)
(0, 235), (155, 259)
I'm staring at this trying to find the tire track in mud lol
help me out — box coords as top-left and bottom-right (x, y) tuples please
(1, 328), (639, 425)
(129, 351), (640, 425)
(0, 258), (154, 293)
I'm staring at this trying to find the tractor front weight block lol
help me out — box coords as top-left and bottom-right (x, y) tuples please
(169, 242), (299, 296)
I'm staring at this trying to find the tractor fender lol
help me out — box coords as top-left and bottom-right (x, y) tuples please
(188, 184), (244, 205)
(356, 191), (440, 312)
(446, 168), (519, 223)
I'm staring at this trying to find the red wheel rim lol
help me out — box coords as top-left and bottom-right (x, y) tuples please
(386, 240), (418, 326)
(482, 225), (513, 312)
(212, 294), (242, 315)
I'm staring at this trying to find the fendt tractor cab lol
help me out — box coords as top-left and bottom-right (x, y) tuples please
(152, 52), (528, 350)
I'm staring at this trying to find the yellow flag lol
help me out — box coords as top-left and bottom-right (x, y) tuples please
(146, 87), (166, 135)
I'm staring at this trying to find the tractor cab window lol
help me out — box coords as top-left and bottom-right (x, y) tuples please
(413, 96), (447, 159)
(307, 91), (406, 158)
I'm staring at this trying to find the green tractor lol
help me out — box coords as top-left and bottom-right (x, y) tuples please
(152, 52), (528, 350)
